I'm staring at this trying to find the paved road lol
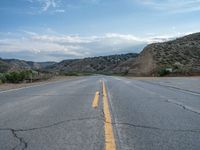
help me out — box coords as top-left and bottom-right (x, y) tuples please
(0, 76), (200, 150)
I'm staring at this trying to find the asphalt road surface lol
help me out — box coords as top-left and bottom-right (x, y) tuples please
(0, 76), (200, 150)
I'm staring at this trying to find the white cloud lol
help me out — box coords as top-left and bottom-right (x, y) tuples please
(54, 9), (65, 13)
(0, 30), (193, 61)
(138, 0), (200, 13)
(27, 0), (102, 14)
(31, 34), (91, 44)
(42, 0), (57, 11)
(81, 0), (102, 5)
(27, 0), (60, 12)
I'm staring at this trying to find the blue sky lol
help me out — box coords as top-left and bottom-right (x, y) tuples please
(0, 0), (200, 61)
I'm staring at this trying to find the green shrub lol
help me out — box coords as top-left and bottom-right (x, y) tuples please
(5, 72), (23, 83)
(0, 73), (7, 83)
(0, 70), (55, 84)
(1, 70), (32, 83)
(158, 68), (170, 76)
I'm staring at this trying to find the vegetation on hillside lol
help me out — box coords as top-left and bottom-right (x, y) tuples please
(48, 53), (138, 74)
(0, 70), (54, 84)
(123, 32), (200, 76)
(0, 58), (55, 73)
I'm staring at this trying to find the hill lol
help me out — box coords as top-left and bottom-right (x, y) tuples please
(1, 32), (200, 76)
(0, 58), (55, 73)
(115, 32), (200, 76)
(47, 53), (138, 74)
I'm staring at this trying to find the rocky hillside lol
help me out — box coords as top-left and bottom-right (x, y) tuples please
(115, 32), (200, 76)
(0, 58), (55, 73)
(47, 53), (138, 74)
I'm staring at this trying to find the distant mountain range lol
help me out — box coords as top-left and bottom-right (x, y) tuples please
(0, 58), (55, 73)
(1, 32), (200, 76)
(47, 53), (138, 74)
(0, 53), (138, 74)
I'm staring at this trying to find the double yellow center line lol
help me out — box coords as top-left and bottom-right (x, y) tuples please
(92, 80), (116, 150)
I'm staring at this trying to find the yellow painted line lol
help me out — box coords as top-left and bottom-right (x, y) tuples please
(102, 81), (116, 150)
(92, 91), (100, 108)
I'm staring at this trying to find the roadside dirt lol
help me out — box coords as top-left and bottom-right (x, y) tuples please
(0, 76), (76, 91)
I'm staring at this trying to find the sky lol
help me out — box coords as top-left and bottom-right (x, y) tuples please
(0, 0), (200, 62)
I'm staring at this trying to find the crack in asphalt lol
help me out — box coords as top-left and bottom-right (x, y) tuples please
(1, 108), (199, 150)
(11, 129), (28, 150)
(164, 99), (200, 116)
(99, 108), (200, 133)
(138, 80), (200, 96)
(112, 122), (200, 133)
(123, 79), (200, 116)
(0, 116), (100, 150)
(0, 128), (28, 150)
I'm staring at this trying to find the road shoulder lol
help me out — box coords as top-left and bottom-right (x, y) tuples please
(0, 76), (76, 91)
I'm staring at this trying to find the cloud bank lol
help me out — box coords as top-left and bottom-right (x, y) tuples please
(0, 31), (189, 62)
